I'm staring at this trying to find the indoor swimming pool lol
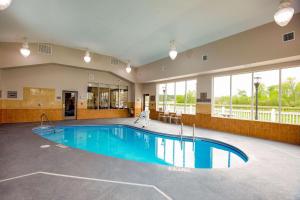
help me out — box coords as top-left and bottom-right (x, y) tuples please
(33, 125), (248, 169)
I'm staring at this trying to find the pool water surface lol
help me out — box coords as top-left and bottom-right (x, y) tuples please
(33, 125), (248, 169)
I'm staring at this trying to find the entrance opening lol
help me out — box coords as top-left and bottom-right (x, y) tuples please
(143, 94), (150, 111)
(63, 91), (77, 120)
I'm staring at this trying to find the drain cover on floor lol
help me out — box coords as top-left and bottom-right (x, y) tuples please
(56, 144), (68, 149)
(40, 145), (50, 149)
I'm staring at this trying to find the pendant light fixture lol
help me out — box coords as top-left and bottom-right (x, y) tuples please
(0, 0), (12, 10)
(169, 40), (177, 60)
(274, 0), (294, 27)
(126, 62), (132, 73)
(20, 38), (30, 58)
(84, 50), (91, 63)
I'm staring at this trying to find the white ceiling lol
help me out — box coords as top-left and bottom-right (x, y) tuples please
(0, 0), (299, 66)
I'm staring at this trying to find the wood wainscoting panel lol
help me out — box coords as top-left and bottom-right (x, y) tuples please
(1, 109), (63, 123)
(77, 109), (129, 119)
(150, 109), (300, 145)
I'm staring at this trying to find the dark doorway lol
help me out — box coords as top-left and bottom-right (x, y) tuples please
(62, 91), (78, 120)
(143, 94), (150, 111)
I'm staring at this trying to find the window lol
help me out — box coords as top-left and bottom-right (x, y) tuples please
(157, 84), (166, 111)
(213, 76), (230, 117)
(87, 83), (128, 110)
(157, 79), (197, 114)
(281, 67), (300, 124)
(254, 70), (279, 122)
(166, 82), (175, 112)
(212, 67), (300, 125)
(87, 83), (99, 109)
(119, 86), (128, 109)
(99, 84), (109, 109)
(110, 85), (119, 109)
(186, 80), (197, 114)
(175, 81), (186, 113)
(231, 73), (252, 120)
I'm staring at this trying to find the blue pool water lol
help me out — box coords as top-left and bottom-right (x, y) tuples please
(33, 125), (248, 169)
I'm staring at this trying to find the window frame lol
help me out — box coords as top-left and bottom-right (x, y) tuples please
(211, 65), (300, 125)
(156, 79), (197, 115)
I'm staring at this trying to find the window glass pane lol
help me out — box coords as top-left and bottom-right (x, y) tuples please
(281, 67), (300, 124)
(99, 87), (109, 109)
(110, 85), (119, 109)
(213, 76), (231, 117)
(119, 86), (128, 109)
(175, 81), (186, 114)
(253, 70), (279, 122)
(166, 82), (175, 112)
(186, 80), (197, 114)
(87, 83), (98, 109)
(231, 73), (252, 120)
(157, 84), (166, 111)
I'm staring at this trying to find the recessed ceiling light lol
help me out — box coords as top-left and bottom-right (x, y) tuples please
(169, 40), (177, 60)
(274, 0), (294, 27)
(84, 51), (91, 63)
(20, 38), (30, 58)
(0, 0), (12, 10)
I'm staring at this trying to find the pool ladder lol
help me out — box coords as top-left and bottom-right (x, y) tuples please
(180, 123), (196, 141)
(40, 113), (56, 133)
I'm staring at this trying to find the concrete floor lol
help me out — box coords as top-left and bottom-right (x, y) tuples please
(0, 118), (300, 200)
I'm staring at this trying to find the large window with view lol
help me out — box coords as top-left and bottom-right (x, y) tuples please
(157, 79), (197, 114)
(212, 66), (300, 125)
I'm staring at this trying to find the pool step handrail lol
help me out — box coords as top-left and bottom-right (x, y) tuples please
(40, 113), (56, 132)
(193, 124), (195, 142)
(180, 123), (183, 140)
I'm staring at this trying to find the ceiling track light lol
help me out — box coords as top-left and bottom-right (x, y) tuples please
(0, 0), (12, 10)
(126, 62), (132, 73)
(84, 50), (91, 63)
(169, 40), (177, 60)
(274, 0), (294, 27)
(20, 38), (30, 58)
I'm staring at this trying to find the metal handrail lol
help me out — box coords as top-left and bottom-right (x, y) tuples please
(193, 124), (195, 142)
(40, 113), (56, 132)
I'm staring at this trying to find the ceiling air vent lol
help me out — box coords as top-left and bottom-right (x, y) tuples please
(111, 57), (121, 65)
(38, 43), (52, 55)
(283, 32), (295, 42)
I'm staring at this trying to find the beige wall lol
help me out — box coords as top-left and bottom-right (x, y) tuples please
(136, 13), (300, 83)
(0, 64), (134, 104)
(0, 43), (137, 83)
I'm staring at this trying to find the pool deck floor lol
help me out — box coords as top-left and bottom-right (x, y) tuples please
(0, 118), (300, 200)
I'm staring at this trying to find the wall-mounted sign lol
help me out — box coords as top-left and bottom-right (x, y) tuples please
(197, 92), (211, 103)
(7, 91), (17, 99)
(150, 95), (156, 102)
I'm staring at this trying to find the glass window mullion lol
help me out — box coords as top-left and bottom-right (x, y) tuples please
(279, 69), (282, 123)
(184, 81), (187, 114)
(251, 73), (254, 120)
(174, 82), (176, 113)
(229, 75), (232, 117)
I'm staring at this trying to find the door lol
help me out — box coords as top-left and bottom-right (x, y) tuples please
(62, 91), (78, 120)
(143, 94), (150, 111)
